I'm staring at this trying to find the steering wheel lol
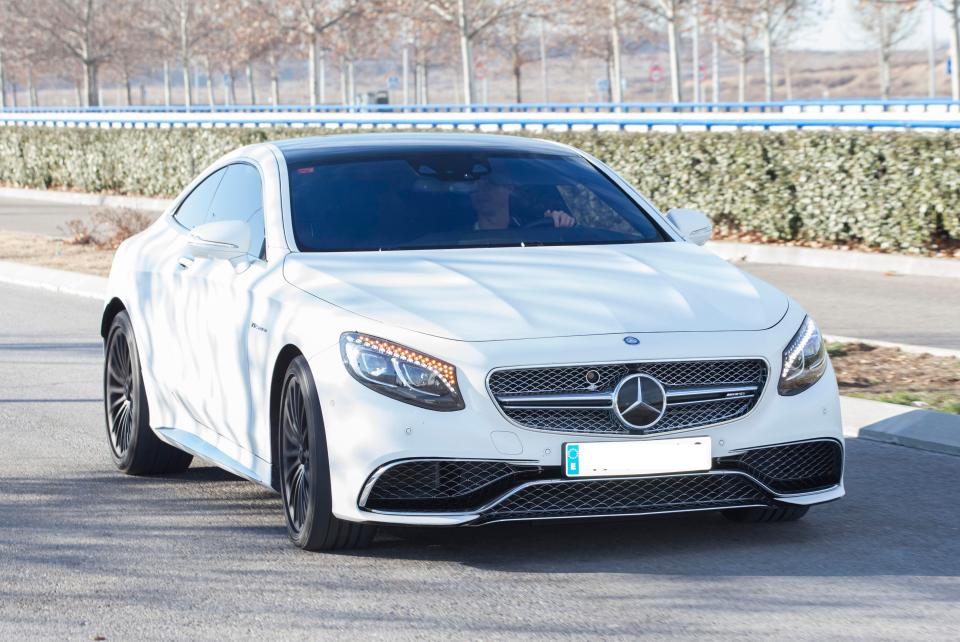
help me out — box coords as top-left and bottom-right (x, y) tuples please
(521, 217), (560, 229)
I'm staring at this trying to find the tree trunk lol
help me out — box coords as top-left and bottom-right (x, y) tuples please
(667, 1), (682, 103)
(83, 61), (99, 107)
(27, 64), (36, 107)
(347, 60), (356, 106)
(204, 59), (215, 106)
(928, 0), (937, 98)
(608, 0), (623, 103)
(339, 57), (347, 104)
(226, 65), (237, 105)
(738, 38), (748, 103)
(513, 56), (522, 103)
(320, 49), (326, 104)
(539, 17), (549, 102)
(949, 0), (960, 100)
(762, 4), (773, 102)
(308, 31), (318, 105)
(163, 61), (172, 106)
(180, 6), (192, 109)
(269, 53), (280, 105)
(457, 0), (474, 105)
(0, 48), (6, 108)
(402, 45), (409, 105)
(124, 68), (133, 106)
(246, 63), (256, 104)
(423, 60), (430, 103)
(692, 0), (701, 103)
(711, 1), (720, 104)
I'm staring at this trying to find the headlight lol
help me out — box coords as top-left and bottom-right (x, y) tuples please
(778, 316), (828, 396)
(340, 332), (465, 411)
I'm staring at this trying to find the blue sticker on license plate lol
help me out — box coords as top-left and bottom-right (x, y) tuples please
(565, 443), (580, 476)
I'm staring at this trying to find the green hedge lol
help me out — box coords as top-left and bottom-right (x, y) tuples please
(1, 126), (957, 252)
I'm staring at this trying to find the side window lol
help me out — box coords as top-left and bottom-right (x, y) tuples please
(172, 168), (225, 230)
(208, 163), (265, 258)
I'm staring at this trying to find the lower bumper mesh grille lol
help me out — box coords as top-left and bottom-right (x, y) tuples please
(482, 473), (767, 521)
(718, 440), (843, 493)
(360, 440), (842, 518)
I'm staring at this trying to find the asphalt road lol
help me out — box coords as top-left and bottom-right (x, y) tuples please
(1, 282), (959, 640)
(0, 197), (96, 236)
(740, 263), (960, 350)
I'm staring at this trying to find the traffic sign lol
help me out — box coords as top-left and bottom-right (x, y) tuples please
(649, 64), (664, 83)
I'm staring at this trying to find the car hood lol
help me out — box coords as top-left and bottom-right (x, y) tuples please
(283, 243), (789, 342)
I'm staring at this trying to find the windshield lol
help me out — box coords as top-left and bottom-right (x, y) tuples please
(287, 149), (667, 252)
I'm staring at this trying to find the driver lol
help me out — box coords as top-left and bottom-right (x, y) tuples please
(469, 174), (575, 230)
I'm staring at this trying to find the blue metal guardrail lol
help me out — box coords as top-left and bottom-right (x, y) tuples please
(2, 97), (960, 115)
(2, 114), (959, 131)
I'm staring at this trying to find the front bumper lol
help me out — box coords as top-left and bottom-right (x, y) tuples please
(357, 439), (844, 525)
(307, 308), (844, 526)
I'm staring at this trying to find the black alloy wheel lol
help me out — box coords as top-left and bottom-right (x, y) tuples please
(103, 311), (193, 475)
(281, 374), (311, 534)
(278, 356), (376, 551)
(105, 326), (135, 459)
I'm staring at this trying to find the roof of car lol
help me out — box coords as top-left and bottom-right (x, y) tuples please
(270, 133), (577, 164)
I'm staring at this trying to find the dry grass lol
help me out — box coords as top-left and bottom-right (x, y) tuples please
(829, 343), (960, 414)
(0, 231), (115, 276)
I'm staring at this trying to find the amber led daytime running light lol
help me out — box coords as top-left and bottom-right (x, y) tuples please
(353, 334), (457, 389)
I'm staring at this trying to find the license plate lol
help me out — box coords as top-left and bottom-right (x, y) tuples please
(564, 437), (711, 478)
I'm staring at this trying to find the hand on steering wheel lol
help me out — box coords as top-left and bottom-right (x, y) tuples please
(522, 210), (577, 229)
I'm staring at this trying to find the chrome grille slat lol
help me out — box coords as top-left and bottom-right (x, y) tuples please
(489, 359), (768, 435)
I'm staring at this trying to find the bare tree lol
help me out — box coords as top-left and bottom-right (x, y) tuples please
(630, 0), (687, 103)
(855, 1), (919, 100)
(933, 1), (960, 99)
(490, 6), (542, 102)
(141, 0), (217, 108)
(11, 0), (127, 106)
(756, 0), (815, 101)
(422, 0), (523, 104)
(285, 0), (363, 106)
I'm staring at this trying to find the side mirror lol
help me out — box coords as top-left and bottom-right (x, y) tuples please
(188, 220), (251, 260)
(666, 208), (713, 246)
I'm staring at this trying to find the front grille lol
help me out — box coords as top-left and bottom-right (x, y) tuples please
(481, 473), (769, 521)
(489, 359), (768, 435)
(718, 440), (843, 493)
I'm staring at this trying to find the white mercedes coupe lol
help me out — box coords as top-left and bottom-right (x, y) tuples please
(102, 133), (844, 551)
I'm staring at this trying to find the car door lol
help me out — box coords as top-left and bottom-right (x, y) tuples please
(135, 167), (225, 431)
(177, 161), (269, 455)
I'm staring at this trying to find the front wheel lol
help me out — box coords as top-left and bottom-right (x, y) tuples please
(279, 356), (376, 551)
(104, 311), (193, 475)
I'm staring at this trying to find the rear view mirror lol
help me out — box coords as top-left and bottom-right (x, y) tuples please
(188, 220), (251, 260)
(665, 208), (713, 246)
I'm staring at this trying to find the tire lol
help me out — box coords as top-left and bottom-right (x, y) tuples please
(104, 311), (193, 475)
(722, 505), (810, 523)
(279, 356), (376, 551)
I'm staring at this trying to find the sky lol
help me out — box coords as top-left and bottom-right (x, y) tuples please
(798, 0), (944, 52)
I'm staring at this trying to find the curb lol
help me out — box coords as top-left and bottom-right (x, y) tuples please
(841, 396), (960, 457)
(0, 260), (107, 300)
(0, 186), (171, 213)
(707, 240), (960, 280)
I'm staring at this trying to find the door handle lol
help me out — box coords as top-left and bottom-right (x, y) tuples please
(177, 256), (195, 270)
